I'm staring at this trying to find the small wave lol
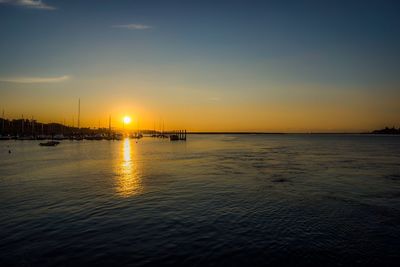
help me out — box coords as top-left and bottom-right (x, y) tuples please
(271, 177), (290, 183)
(384, 174), (400, 181)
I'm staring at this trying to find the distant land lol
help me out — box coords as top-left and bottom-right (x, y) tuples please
(370, 127), (400, 135)
(0, 118), (399, 136)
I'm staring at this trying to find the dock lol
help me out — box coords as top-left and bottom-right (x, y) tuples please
(169, 130), (187, 141)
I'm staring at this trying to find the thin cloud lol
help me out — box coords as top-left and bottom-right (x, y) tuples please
(112, 24), (152, 30)
(0, 0), (56, 10)
(0, 75), (70, 84)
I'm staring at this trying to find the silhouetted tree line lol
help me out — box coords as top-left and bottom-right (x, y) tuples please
(371, 127), (400, 135)
(0, 118), (109, 136)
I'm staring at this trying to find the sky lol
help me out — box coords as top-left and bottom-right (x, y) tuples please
(0, 0), (399, 132)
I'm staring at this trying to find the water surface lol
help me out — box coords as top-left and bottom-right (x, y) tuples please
(1, 134), (400, 266)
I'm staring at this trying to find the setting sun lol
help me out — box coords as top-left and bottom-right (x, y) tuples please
(123, 116), (131, 124)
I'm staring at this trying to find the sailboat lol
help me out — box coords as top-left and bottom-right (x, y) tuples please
(39, 141), (60, 146)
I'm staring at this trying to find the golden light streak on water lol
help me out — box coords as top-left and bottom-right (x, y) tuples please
(115, 138), (142, 197)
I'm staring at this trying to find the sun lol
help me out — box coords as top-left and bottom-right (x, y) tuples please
(123, 116), (131, 124)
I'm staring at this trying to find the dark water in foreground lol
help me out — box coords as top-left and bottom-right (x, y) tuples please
(1, 134), (400, 266)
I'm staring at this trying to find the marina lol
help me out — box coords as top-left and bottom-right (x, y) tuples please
(0, 116), (187, 142)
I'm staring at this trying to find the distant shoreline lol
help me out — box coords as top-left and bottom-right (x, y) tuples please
(0, 118), (398, 136)
(187, 132), (399, 135)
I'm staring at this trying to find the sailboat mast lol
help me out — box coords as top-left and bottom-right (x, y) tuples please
(1, 109), (4, 135)
(21, 114), (24, 135)
(32, 116), (35, 136)
(78, 98), (81, 130)
(108, 115), (111, 137)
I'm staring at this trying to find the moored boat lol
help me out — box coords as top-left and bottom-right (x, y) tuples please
(0, 135), (12, 140)
(169, 134), (179, 141)
(39, 141), (60, 146)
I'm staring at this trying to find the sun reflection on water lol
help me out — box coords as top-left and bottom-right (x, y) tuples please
(115, 138), (142, 197)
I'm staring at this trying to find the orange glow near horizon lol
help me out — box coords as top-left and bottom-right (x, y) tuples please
(1, 86), (399, 132)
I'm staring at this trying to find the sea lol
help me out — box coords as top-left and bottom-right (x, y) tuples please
(1, 134), (399, 266)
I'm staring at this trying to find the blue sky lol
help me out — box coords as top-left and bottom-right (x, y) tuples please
(0, 0), (399, 131)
